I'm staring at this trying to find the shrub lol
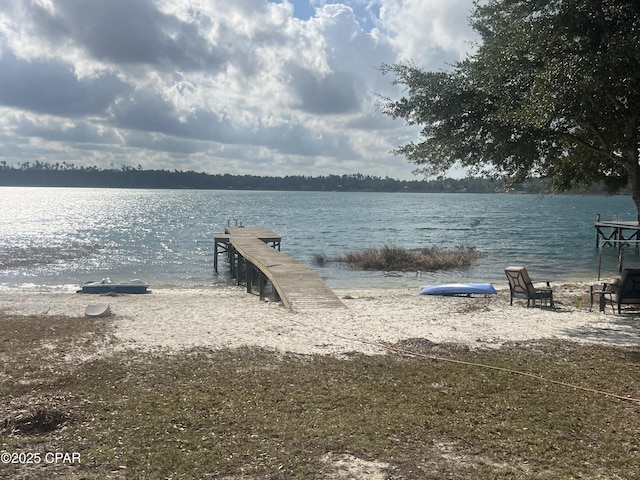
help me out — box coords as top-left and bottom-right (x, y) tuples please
(311, 252), (328, 267)
(314, 244), (485, 272)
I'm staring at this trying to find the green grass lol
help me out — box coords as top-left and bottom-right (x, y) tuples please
(314, 244), (485, 272)
(2, 314), (640, 479)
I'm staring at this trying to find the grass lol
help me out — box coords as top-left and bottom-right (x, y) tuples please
(2, 313), (640, 479)
(313, 245), (485, 272)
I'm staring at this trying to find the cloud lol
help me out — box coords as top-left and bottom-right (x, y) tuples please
(13, 115), (119, 145)
(287, 64), (362, 114)
(0, 0), (477, 179)
(0, 49), (126, 116)
(24, 0), (230, 71)
(378, 0), (477, 67)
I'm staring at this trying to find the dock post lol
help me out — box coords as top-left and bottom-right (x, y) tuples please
(214, 240), (218, 274)
(259, 272), (266, 301)
(619, 248), (624, 273)
(236, 255), (244, 285)
(246, 262), (253, 293)
(229, 245), (237, 278)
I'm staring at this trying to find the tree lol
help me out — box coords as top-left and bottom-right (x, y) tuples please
(380, 0), (640, 212)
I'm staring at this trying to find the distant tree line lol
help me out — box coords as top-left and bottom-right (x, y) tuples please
(0, 161), (622, 194)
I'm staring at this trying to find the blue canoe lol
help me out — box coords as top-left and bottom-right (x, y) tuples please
(419, 283), (497, 297)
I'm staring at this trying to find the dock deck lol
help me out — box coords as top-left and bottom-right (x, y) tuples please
(214, 226), (344, 312)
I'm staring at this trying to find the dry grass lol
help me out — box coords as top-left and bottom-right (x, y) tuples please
(314, 245), (485, 272)
(1, 311), (640, 479)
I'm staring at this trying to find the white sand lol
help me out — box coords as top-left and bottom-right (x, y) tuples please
(1, 283), (638, 355)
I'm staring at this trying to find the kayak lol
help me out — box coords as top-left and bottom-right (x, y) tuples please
(419, 283), (497, 297)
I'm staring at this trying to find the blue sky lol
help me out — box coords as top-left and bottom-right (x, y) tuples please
(0, 0), (477, 179)
(278, 0), (317, 20)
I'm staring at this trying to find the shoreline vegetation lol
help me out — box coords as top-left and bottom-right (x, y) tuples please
(0, 161), (625, 194)
(313, 245), (485, 272)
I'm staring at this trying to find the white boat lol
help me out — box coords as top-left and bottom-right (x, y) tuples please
(80, 278), (149, 294)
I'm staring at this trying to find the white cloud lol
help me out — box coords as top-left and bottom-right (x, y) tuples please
(0, 0), (477, 179)
(378, 0), (477, 67)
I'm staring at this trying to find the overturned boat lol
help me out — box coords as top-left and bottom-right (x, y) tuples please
(419, 283), (496, 297)
(80, 278), (149, 294)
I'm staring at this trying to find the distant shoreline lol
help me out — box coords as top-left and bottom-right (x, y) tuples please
(0, 162), (623, 194)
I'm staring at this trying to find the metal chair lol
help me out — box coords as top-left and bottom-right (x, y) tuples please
(504, 266), (554, 308)
(599, 268), (640, 314)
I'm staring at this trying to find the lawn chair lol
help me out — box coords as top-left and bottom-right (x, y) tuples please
(504, 266), (554, 308)
(599, 268), (640, 314)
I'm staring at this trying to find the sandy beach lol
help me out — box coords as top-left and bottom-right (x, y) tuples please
(1, 282), (638, 356)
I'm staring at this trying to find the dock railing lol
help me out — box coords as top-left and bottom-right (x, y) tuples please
(595, 214), (640, 279)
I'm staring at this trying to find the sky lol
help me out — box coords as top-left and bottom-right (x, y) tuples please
(0, 0), (478, 180)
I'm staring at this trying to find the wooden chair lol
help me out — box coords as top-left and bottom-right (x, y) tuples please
(504, 266), (554, 308)
(600, 268), (640, 314)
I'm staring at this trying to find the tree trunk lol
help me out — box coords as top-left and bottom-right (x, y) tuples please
(625, 149), (640, 221)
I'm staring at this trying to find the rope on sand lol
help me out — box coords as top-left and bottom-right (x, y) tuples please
(289, 317), (640, 406)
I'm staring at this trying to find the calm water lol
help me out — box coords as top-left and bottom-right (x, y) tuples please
(0, 187), (638, 292)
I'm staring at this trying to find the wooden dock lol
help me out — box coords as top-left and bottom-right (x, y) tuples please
(214, 226), (344, 312)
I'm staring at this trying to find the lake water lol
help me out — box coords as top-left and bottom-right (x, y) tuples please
(1, 187), (638, 292)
